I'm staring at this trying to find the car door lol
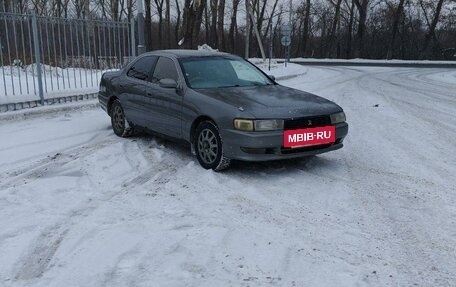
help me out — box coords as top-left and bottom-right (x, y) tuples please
(143, 56), (183, 138)
(121, 56), (158, 127)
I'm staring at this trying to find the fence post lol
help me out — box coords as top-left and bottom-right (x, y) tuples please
(31, 11), (44, 105)
(130, 18), (136, 58)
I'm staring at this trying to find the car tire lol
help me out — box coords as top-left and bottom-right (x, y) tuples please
(194, 121), (231, 171)
(110, 99), (135, 137)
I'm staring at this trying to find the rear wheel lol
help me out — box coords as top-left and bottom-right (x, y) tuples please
(195, 121), (231, 171)
(110, 100), (135, 137)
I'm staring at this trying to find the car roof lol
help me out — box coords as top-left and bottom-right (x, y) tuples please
(144, 49), (236, 59)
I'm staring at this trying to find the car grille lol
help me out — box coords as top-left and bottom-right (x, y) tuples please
(284, 115), (331, 130)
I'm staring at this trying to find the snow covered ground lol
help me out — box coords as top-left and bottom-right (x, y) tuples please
(0, 64), (455, 287)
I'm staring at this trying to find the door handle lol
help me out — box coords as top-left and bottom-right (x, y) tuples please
(147, 92), (152, 96)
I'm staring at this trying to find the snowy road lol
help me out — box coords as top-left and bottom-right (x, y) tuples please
(1, 65), (455, 287)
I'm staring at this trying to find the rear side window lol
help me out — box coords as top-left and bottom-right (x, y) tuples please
(127, 56), (158, 81)
(152, 57), (178, 82)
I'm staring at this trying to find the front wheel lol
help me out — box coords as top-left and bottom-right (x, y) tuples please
(194, 121), (231, 171)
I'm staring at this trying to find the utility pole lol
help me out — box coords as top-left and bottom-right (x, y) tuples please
(137, 0), (146, 55)
(288, 0), (292, 64)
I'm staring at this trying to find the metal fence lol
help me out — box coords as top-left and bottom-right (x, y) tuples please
(0, 12), (135, 110)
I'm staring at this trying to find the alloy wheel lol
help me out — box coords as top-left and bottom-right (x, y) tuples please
(112, 105), (124, 132)
(197, 128), (219, 165)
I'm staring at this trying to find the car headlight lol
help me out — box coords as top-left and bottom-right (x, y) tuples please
(330, 112), (346, 124)
(234, 119), (254, 131)
(234, 119), (284, 131)
(99, 83), (106, 92)
(254, 119), (284, 131)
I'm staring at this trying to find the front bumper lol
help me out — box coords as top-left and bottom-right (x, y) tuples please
(221, 122), (348, 161)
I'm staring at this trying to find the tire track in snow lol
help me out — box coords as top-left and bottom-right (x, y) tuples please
(0, 130), (116, 190)
(14, 225), (69, 280)
(11, 136), (181, 283)
(332, 66), (456, 286)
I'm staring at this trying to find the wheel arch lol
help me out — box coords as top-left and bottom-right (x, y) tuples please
(190, 115), (217, 144)
(107, 96), (119, 116)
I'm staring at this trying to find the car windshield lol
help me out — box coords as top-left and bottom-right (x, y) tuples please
(179, 56), (273, 89)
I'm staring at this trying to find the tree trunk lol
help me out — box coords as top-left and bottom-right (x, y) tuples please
(245, 0), (251, 58)
(111, 0), (120, 21)
(346, 0), (355, 58)
(56, 0), (62, 17)
(127, 0), (133, 21)
(302, 0), (311, 57)
(210, 0), (218, 47)
(166, 0), (171, 48)
(228, 0), (240, 53)
(354, 0), (369, 58)
(145, 0), (153, 50)
(320, 12), (327, 56)
(182, 0), (206, 49)
(216, 0), (225, 50)
(158, 13), (163, 49)
(327, 0), (343, 58)
(257, 0), (267, 36)
(248, 2), (266, 60)
(191, 0), (206, 47)
(154, 0), (164, 49)
(420, 0), (445, 59)
(263, 0), (279, 39)
(386, 0), (406, 59)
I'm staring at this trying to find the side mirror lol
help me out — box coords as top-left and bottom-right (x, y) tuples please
(159, 78), (178, 89)
(268, 75), (276, 81)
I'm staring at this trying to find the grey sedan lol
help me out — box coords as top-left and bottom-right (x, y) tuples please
(98, 50), (348, 171)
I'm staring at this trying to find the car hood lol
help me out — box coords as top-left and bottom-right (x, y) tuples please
(197, 84), (342, 118)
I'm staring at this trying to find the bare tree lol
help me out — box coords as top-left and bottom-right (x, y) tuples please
(181, 0), (206, 49)
(302, 0), (310, 57)
(327, 0), (343, 57)
(216, 0), (225, 50)
(154, 0), (165, 49)
(165, 0), (171, 48)
(209, 0), (218, 47)
(110, 0), (120, 21)
(228, 0), (241, 53)
(247, 0), (266, 60)
(386, 0), (406, 59)
(345, 0), (355, 58)
(420, 0), (446, 58)
(354, 0), (369, 57)
(175, 0), (181, 46)
(245, 0), (251, 57)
